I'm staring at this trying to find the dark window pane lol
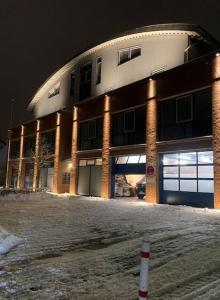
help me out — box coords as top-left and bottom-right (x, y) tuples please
(10, 140), (20, 159)
(88, 120), (96, 139)
(119, 49), (129, 64)
(124, 110), (135, 132)
(79, 63), (92, 101)
(70, 72), (75, 96)
(176, 95), (193, 123)
(130, 47), (141, 59)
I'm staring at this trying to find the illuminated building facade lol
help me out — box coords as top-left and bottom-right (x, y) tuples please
(6, 24), (220, 208)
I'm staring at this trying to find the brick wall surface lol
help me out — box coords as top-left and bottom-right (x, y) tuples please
(101, 96), (111, 198)
(146, 80), (158, 204)
(212, 77), (220, 208)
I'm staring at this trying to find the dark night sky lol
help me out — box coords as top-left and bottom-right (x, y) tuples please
(1, 0), (220, 139)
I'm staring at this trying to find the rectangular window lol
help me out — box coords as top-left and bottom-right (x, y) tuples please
(179, 152), (196, 165)
(130, 47), (141, 59)
(198, 166), (213, 178)
(70, 71), (76, 96)
(163, 166), (179, 178)
(62, 173), (70, 184)
(163, 179), (179, 191)
(180, 166), (197, 178)
(163, 153), (179, 165)
(198, 151), (213, 164)
(88, 120), (96, 139)
(162, 151), (214, 194)
(124, 110), (135, 133)
(176, 95), (193, 123)
(118, 46), (141, 65)
(119, 48), (130, 64)
(79, 63), (92, 101)
(180, 180), (197, 192)
(116, 156), (129, 164)
(96, 57), (102, 84)
(198, 180), (214, 193)
(48, 82), (60, 98)
(139, 155), (146, 163)
(127, 155), (140, 164)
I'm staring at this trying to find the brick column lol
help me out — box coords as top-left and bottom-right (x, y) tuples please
(33, 120), (41, 191)
(17, 125), (25, 189)
(70, 106), (79, 194)
(5, 130), (12, 188)
(101, 95), (111, 199)
(53, 112), (62, 193)
(145, 79), (158, 204)
(212, 56), (220, 208)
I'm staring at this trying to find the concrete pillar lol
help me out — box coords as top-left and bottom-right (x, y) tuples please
(53, 112), (62, 193)
(5, 130), (12, 188)
(145, 79), (158, 204)
(70, 106), (78, 194)
(33, 120), (41, 191)
(101, 95), (111, 199)
(17, 125), (25, 189)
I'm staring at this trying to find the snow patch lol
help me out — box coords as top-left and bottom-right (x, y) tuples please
(0, 226), (22, 255)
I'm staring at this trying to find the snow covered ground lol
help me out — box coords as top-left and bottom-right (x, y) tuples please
(0, 193), (220, 299)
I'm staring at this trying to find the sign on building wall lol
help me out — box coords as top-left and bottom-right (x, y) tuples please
(48, 82), (60, 98)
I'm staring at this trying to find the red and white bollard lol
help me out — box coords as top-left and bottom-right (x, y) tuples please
(139, 233), (150, 300)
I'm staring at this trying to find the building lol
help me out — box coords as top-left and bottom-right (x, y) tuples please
(6, 23), (220, 208)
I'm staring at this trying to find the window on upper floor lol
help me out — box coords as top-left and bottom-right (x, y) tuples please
(88, 120), (96, 139)
(79, 118), (103, 150)
(24, 135), (36, 157)
(124, 110), (135, 133)
(96, 57), (102, 84)
(159, 88), (212, 141)
(10, 140), (20, 159)
(79, 63), (92, 101)
(48, 82), (60, 99)
(118, 46), (141, 65)
(176, 95), (193, 123)
(112, 106), (146, 147)
(70, 71), (76, 96)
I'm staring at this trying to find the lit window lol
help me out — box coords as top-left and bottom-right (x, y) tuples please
(87, 159), (95, 166)
(163, 153), (179, 165)
(179, 152), (196, 165)
(96, 158), (102, 165)
(117, 156), (128, 164)
(127, 155), (139, 164)
(180, 166), (197, 178)
(96, 57), (102, 84)
(139, 155), (146, 163)
(198, 166), (213, 178)
(176, 95), (193, 123)
(79, 160), (87, 166)
(124, 110), (135, 133)
(163, 179), (179, 191)
(198, 180), (214, 193)
(180, 180), (197, 192)
(198, 151), (213, 164)
(118, 46), (141, 65)
(163, 167), (179, 178)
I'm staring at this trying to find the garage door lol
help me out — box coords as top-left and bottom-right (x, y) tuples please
(77, 158), (102, 197)
(159, 151), (214, 208)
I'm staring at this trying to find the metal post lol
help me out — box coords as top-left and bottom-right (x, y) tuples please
(139, 233), (150, 300)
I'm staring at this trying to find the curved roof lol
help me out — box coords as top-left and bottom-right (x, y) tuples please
(28, 23), (220, 109)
